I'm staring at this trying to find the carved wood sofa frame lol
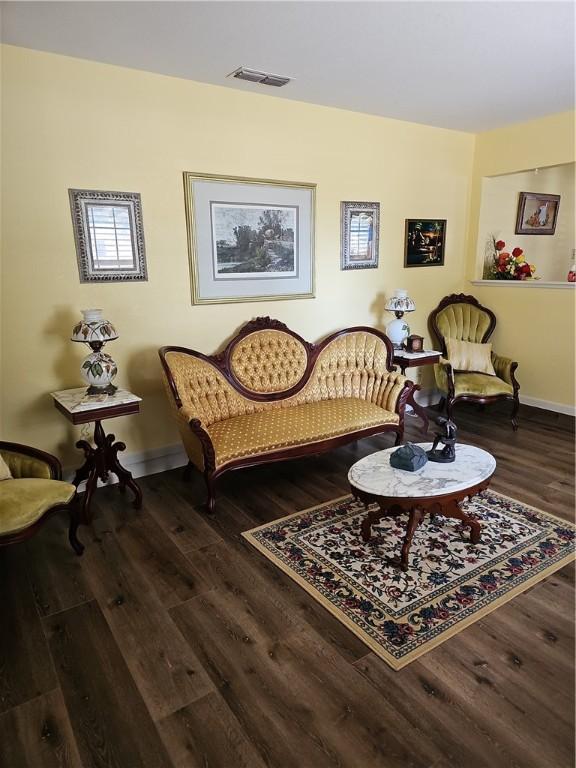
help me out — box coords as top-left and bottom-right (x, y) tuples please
(0, 441), (84, 554)
(429, 293), (520, 429)
(159, 317), (416, 512)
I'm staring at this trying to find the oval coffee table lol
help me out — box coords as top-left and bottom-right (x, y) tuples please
(348, 443), (496, 572)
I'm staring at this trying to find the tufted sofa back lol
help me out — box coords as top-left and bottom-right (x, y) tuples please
(160, 318), (396, 428)
(430, 295), (496, 354)
(229, 329), (308, 394)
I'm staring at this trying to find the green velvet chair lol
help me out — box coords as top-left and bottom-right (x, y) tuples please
(429, 294), (520, 429)
(0, 441), (84, 554)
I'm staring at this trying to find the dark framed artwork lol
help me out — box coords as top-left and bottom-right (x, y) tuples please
(404, 219), (446, 267)
(515, 192), (560, 235)
(340, 201), (379, 270)
(69, 189), (148, 282)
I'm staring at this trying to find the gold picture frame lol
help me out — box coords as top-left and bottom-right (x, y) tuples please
(183, 172), (316, 304)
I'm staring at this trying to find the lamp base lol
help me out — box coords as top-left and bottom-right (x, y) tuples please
(386, 317), (410, 349)
(86, 383), (117, 396)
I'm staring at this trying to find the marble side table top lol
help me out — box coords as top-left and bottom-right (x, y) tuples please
(51, 387), (141, 415)
(348, 443), (496, 498)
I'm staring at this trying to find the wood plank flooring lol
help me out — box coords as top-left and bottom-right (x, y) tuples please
(0, 403), (574, 768)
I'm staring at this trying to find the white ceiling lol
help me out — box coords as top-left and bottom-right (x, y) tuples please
(1, 1), (574, 132)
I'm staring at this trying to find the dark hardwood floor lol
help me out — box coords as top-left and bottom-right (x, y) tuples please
(1, 403), (574, 768)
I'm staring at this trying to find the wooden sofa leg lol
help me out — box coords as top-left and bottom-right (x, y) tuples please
(204, 472), (216, 514)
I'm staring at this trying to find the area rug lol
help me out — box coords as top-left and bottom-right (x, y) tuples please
(242, 491), (575, 669)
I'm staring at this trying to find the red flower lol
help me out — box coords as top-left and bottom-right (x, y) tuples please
(495, 240), (506, 251)
(512, 247), (523, 257)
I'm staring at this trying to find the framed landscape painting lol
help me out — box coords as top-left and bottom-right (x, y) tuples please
(404, 219), (446, 268)
(340, 201), (380, 270)
(184, 172), (315, 304)
(515, 192), (560, 235)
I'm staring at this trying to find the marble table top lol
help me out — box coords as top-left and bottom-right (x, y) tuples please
(348, 443), (496, 498)
(51, 387), (141, 414)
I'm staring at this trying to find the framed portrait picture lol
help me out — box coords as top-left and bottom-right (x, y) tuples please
(183, 172), (315, 304)
(340, 201), (379, 270)
(404, 219), (446, 268)
(515, 192), (560, 235)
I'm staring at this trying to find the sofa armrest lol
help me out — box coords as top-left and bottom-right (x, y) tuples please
(179, 409), (217, 473)
(491, 353), (519, 389)
(0, 441), (61, 480)
(373, 371), (411, 413)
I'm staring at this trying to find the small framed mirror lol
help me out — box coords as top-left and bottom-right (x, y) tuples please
(69, 189), (148, 282)
(341, 201), (380, 270)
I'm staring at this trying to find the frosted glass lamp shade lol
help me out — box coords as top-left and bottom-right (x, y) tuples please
(71, 309), (118, 344)
(384, 290), (415, 314)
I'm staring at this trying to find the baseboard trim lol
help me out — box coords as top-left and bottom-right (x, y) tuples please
(519, 395), (575, 417)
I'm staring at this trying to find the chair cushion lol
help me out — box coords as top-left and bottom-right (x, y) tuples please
(0, 478), (75, 535)
(446, 338), (496, 376)
(208, 397), (399, 466)
(454, 372), (513, 398)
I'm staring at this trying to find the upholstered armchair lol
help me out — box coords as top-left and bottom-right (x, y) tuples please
(0, 442), (83, 553)
(429, 294), (520, 429)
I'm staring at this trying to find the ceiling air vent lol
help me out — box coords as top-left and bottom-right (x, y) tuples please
(228, 66), (291, 88)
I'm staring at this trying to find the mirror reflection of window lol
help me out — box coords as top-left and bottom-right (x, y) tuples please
(86, 203), (136, 271)
(349, 212), (374, 259)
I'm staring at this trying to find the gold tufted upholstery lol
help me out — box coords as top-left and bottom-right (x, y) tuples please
(230, 330), (308, 393)
(1, 449), (53, 480)
(208, 398), (399, 466)
(160, 322), (412, 511)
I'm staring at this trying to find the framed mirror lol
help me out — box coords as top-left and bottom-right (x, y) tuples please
(341, 201), (380, 270)
(69, 189), (148, 282)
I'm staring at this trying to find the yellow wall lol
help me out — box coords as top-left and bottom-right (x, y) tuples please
(467, 112), (575, 408)
(1, 45), (475, 463)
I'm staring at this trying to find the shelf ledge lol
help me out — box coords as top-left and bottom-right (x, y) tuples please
(470, 280), (575, 290)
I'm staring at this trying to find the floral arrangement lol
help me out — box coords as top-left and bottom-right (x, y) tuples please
(484, 236), (537, 280)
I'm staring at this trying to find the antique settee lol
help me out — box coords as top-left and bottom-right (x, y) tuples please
(429, 293), (520, 429)
(159, 318), (415, 511)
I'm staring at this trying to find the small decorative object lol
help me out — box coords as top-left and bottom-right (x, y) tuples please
(389, 443), (428, 472)
(515, 192), (560, 235)
(427, 417), (457, 463)
(184, 172), (315, 304)
(340, 201), (380, 270)
(405, 334), (424, 353)
(69, 189), (147, 282)
(385, 289), (415, 349)
(484, 236), (537, 280)
(71, 309), (118, 395)
(404, 219), (446, 267)
(567, 249), (576, 282)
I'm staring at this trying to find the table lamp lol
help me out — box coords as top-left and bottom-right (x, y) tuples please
(71, 309), (118, 394)
(385, 289), (415, 348)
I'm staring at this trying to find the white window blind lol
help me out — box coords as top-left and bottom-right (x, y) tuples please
(86, 203), (136, 270)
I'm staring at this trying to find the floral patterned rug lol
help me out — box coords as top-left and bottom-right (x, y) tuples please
(242, 491), (575, 669)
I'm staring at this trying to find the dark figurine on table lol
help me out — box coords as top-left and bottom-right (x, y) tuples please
(427, 416), (457, 463)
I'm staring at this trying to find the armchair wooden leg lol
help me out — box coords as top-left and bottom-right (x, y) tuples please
(67, 500), (84, 556)
(511, 396), (520, 431)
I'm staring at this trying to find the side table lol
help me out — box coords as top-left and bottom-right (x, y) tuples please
(393, 350), (441, 434)
(51, 388), (143, 523)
